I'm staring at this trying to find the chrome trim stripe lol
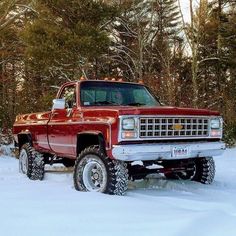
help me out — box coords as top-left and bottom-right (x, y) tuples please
(14, 121), (112, 126)
(48, 121), (112, 126)
(34, 141), (48, 145)
(14, 123), (47, 126)
(34, 141), (76, 148)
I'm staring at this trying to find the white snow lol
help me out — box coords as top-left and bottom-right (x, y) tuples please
(1, 148), (236, 236)
(0, 143), (14, 156)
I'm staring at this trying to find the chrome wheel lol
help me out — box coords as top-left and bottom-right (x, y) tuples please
(74, 146), (128, 195)
(19, 149), (28, 174)
(82, 156), (107, 192)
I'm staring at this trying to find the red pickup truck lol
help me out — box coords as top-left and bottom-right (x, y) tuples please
(13, 79), (225, 195)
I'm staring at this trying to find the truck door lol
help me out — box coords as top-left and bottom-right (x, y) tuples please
(48, 84), (77, 157)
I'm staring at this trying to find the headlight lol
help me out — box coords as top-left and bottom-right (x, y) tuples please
(210, 118), (220, 129)
(122, 118), (135, 130)
(210, 118), (223, 138)
(121, 117), (137, 139)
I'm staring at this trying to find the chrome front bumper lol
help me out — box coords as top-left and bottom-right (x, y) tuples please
(112, 141), (225, 161)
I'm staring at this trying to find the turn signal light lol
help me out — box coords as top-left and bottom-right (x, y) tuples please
(121, 131), (137, 139)
(210, 130), (221, 137)
(103, 77), (125, 82)
(138, 80), (144, 84)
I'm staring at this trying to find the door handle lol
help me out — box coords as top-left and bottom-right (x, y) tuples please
(72, 111), (83, 118)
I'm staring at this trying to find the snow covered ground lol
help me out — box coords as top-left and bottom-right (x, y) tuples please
(0, 147), (236, 236)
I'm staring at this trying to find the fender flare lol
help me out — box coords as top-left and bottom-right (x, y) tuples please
(77, 131), (107, 155)
(17, 132), (33, 150)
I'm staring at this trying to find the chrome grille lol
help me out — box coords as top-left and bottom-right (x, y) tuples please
(139, 117), (209, 139)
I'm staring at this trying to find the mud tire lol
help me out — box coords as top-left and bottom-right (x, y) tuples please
(192, 157), (215, 184)
(73, 146), (128, 195)
(19, 143), (44, 180)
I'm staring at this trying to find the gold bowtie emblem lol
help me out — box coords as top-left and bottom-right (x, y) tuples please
(172, 124), (183, 131)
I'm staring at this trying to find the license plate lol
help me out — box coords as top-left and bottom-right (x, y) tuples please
(172, 146), (190, 158)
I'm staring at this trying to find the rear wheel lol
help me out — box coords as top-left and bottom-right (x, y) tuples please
(163, 157), (215, 184)
(19, 143), (44, 180)
(73, 146), (128, 195)
(192, 157), (215, 184)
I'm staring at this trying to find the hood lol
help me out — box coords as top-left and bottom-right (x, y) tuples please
(82, 105), (220, 120)
(117, 106), (220, 116)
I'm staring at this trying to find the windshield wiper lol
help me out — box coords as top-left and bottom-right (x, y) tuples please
(93, 101), (119, 106)
(126, 102), (146, 106)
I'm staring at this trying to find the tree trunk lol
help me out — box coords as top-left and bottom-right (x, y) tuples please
(190, 0), (198, 107)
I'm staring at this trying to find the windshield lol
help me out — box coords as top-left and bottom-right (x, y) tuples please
(80, 81), (160, 107)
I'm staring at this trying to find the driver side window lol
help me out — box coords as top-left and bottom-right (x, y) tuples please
(60, 85), (76, 109)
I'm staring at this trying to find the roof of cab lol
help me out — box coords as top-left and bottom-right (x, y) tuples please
(59, 78), (144, 88)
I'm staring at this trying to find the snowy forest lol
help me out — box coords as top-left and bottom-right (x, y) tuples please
(0, 0), (236, 143)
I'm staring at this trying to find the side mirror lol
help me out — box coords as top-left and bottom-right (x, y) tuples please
(52, 99), (66, 110)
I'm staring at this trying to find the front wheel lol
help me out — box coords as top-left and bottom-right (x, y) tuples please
(73, 146), (128, 195)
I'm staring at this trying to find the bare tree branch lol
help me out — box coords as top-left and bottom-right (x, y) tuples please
(0, 1), (36, 31)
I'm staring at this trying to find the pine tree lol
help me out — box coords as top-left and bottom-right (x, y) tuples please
(108, 0), (182, 105)
(149, 0), (182, 105)
(20, 0), (117, 112)
(0, 0), (29, 128)
(221, 3), (236, 122)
